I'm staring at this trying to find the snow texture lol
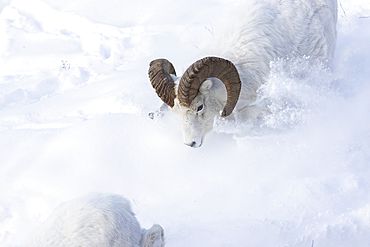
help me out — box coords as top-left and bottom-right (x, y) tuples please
(1, 0), (370, 246)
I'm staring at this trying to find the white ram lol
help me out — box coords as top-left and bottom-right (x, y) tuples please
(23, 194), (165, 247)
(148, 0), (337, 148)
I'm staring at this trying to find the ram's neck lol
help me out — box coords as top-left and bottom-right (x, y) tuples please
(200, 2), (278, 106)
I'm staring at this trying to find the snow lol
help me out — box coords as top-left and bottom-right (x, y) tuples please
(1, 0), (370, 246)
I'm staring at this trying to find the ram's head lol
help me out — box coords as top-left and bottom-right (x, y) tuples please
(148, 57), (241, 148)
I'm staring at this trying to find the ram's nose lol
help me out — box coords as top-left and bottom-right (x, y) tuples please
(185, 139), (203, 148)
(188, 141), (197, 148)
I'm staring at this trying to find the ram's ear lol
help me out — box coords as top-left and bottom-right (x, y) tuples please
(199, 79), (213, 92)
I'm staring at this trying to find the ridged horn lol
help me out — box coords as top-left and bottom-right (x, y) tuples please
(148, 59), (177, 107)
(178, 56), (241, 117)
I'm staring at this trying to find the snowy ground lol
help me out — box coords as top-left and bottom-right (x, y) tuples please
(1, 0), (370, 246)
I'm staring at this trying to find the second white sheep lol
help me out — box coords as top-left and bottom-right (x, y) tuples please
(23, 194), (164, 247)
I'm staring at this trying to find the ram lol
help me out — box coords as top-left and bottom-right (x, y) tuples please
(23, 194), (165, 247)
(148, 0), (337, 148)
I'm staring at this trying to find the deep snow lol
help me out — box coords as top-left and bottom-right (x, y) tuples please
(1, 0), (370, 246)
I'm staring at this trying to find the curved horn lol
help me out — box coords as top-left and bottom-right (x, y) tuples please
(178, 56), (241, 117)
(148, 59), (177, 107)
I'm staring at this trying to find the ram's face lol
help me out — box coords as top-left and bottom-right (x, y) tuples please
(148, 57), (241, 148)
(172, 81), (215, 148)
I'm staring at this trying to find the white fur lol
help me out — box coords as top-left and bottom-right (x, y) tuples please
(23, 194), (165, 247)
(169, 0), (337, 148)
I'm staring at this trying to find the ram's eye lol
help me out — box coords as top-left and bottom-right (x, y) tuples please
(197, 104), (204, 112)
